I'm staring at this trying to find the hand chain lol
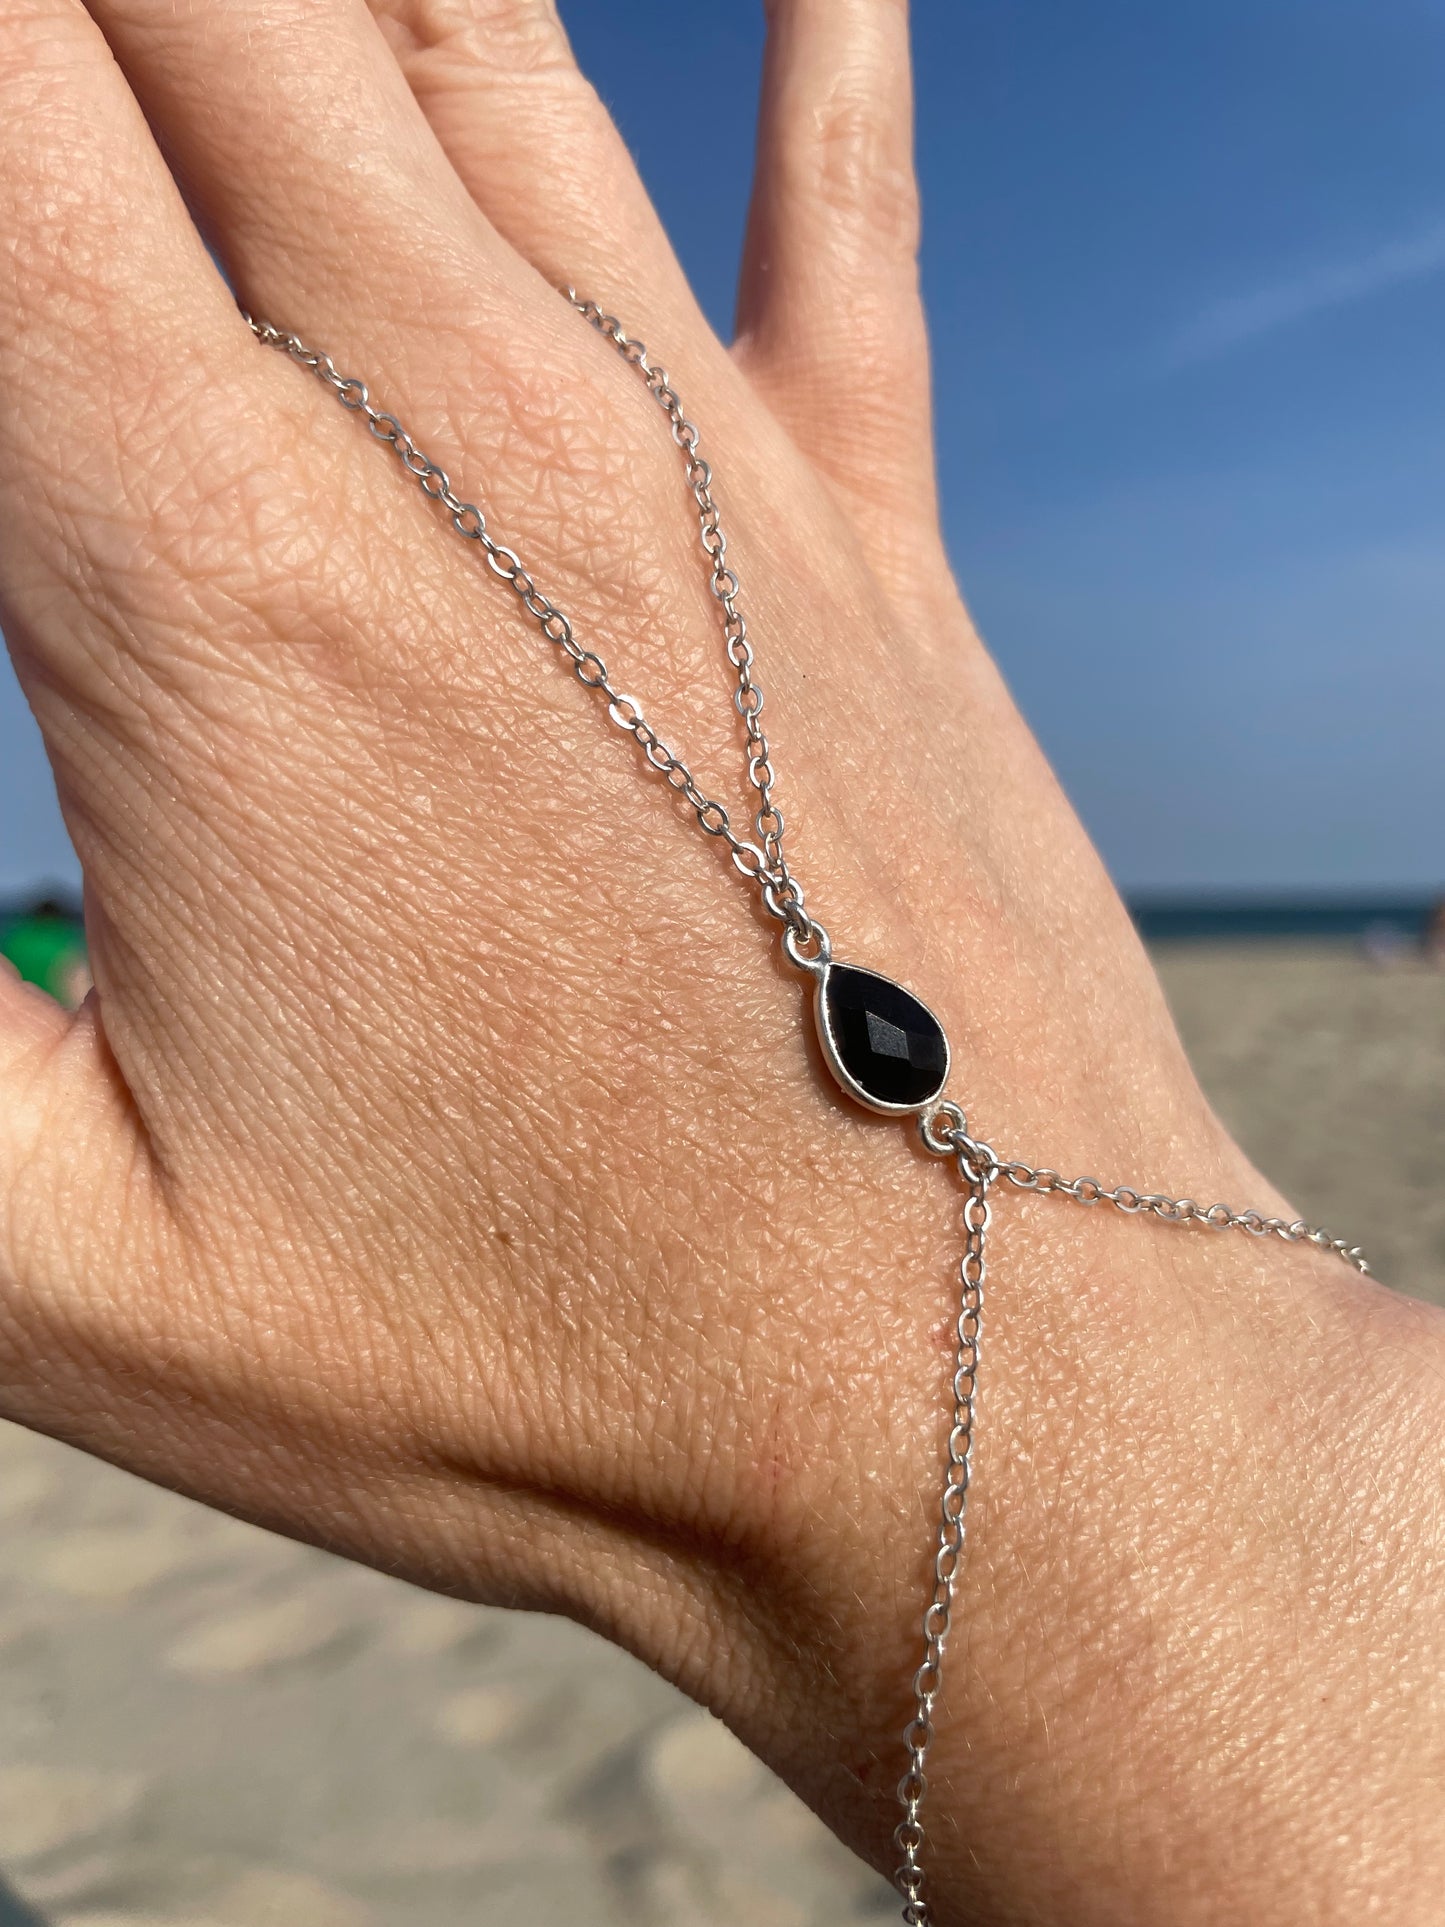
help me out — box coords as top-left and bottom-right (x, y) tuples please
(243, 299), (1369, 1927)
(920, 1102), (1369, 1269)
(244, 298), (814, 941)
(895, 1099), (1367, 1926)
(893, 1136), (990, 1927)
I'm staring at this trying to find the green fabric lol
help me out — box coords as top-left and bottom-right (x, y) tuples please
(1, 916), (87, 1002)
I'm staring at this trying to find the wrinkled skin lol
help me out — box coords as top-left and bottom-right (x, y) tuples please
(0, 2), (1440, 1921)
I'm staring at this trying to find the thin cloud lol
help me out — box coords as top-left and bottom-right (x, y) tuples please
(1172, 219), (1445, 362)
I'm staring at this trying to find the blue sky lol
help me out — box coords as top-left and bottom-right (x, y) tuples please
(2, 1), (1441, 893)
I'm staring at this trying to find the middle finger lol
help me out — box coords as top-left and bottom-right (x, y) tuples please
(84, 0), (568, 400)
(83, 0), (790, 712)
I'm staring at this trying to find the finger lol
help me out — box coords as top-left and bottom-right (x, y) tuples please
(0, 0), (292, 951)
(0, 0), (255, 596)
(0, 966), (162, 1442)
(75, 0), (700, 657)
(366, 0), (698, 336)
(81, 0), (569, 385)
(735, 0), (939, 541)
(73, 0), (783, 833)
(0, 0), (490, 1202)
(0, 967), (82, 1169)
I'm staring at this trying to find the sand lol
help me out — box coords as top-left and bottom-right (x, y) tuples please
(0, 940), (1439, 1925)
(1154, 942), (1444, 1305)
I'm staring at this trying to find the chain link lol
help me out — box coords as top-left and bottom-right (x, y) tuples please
(244, 300), (1369, 1927)
(243, 304), (818, 941)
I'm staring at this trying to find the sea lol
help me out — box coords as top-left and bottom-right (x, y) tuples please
(1127, 894), (1438, 943)
(2, 889), (1440, 946)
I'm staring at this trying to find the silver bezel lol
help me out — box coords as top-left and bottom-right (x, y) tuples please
(813, 962), (951, 1117)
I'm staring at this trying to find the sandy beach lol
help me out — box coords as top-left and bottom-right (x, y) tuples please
(0, 940), (1440, 1927)
(1154, 942), (1444, 1306)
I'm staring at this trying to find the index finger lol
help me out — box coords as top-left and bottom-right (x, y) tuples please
(0, 0), (264, 676)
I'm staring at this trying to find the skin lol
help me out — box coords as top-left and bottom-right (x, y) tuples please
(0, 0), (1440, 1919)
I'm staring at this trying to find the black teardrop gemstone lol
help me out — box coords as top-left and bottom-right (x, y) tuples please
(815, 963), (950, 1114)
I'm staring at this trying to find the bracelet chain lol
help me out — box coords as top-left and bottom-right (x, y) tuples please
(243, 302), (1369, 1927)
(895, 1101), (1368, 1924)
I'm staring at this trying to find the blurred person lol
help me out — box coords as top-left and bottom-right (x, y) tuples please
(1361, 917), (1411, 969)
(1424, 897), (1445, 968)
(0, 892), (91, 1009)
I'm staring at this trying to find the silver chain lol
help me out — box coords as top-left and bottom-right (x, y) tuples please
(894, 1131), (991, 1927)
(897, 1099), (1366, 1926)
(244, 299), (1368, 1927)
(919, 1101), (1369, 1269)
(244, 299), (815, 941)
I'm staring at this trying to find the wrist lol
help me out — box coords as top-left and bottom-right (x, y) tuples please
(661, 1179), (1445, 1926)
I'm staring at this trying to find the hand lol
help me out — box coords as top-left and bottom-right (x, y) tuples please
(0, 2), (1440, 1922)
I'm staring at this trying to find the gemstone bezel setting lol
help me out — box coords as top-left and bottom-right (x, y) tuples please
(813, 961), (951, 1117)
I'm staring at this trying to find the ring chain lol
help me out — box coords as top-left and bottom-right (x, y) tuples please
(244, 303), (814, 939)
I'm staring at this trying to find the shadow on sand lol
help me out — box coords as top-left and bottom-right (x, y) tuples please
(0, 1876), (46, 1926)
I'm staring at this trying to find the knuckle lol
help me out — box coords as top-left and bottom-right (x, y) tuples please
(14, 360), (383, 732)
(137, 390), (341, 605)
(801, 68), (920, 255)
(0, 164), (126, 340)
(449, 350), (693, 615)
(34, 365), (286, 597)
(375, 0), (572, 74)
(0, 0), (94, 106)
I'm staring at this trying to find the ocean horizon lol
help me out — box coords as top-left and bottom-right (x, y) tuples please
(3, 886), (1440, 945)
(1127, 892), (1438, 942)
